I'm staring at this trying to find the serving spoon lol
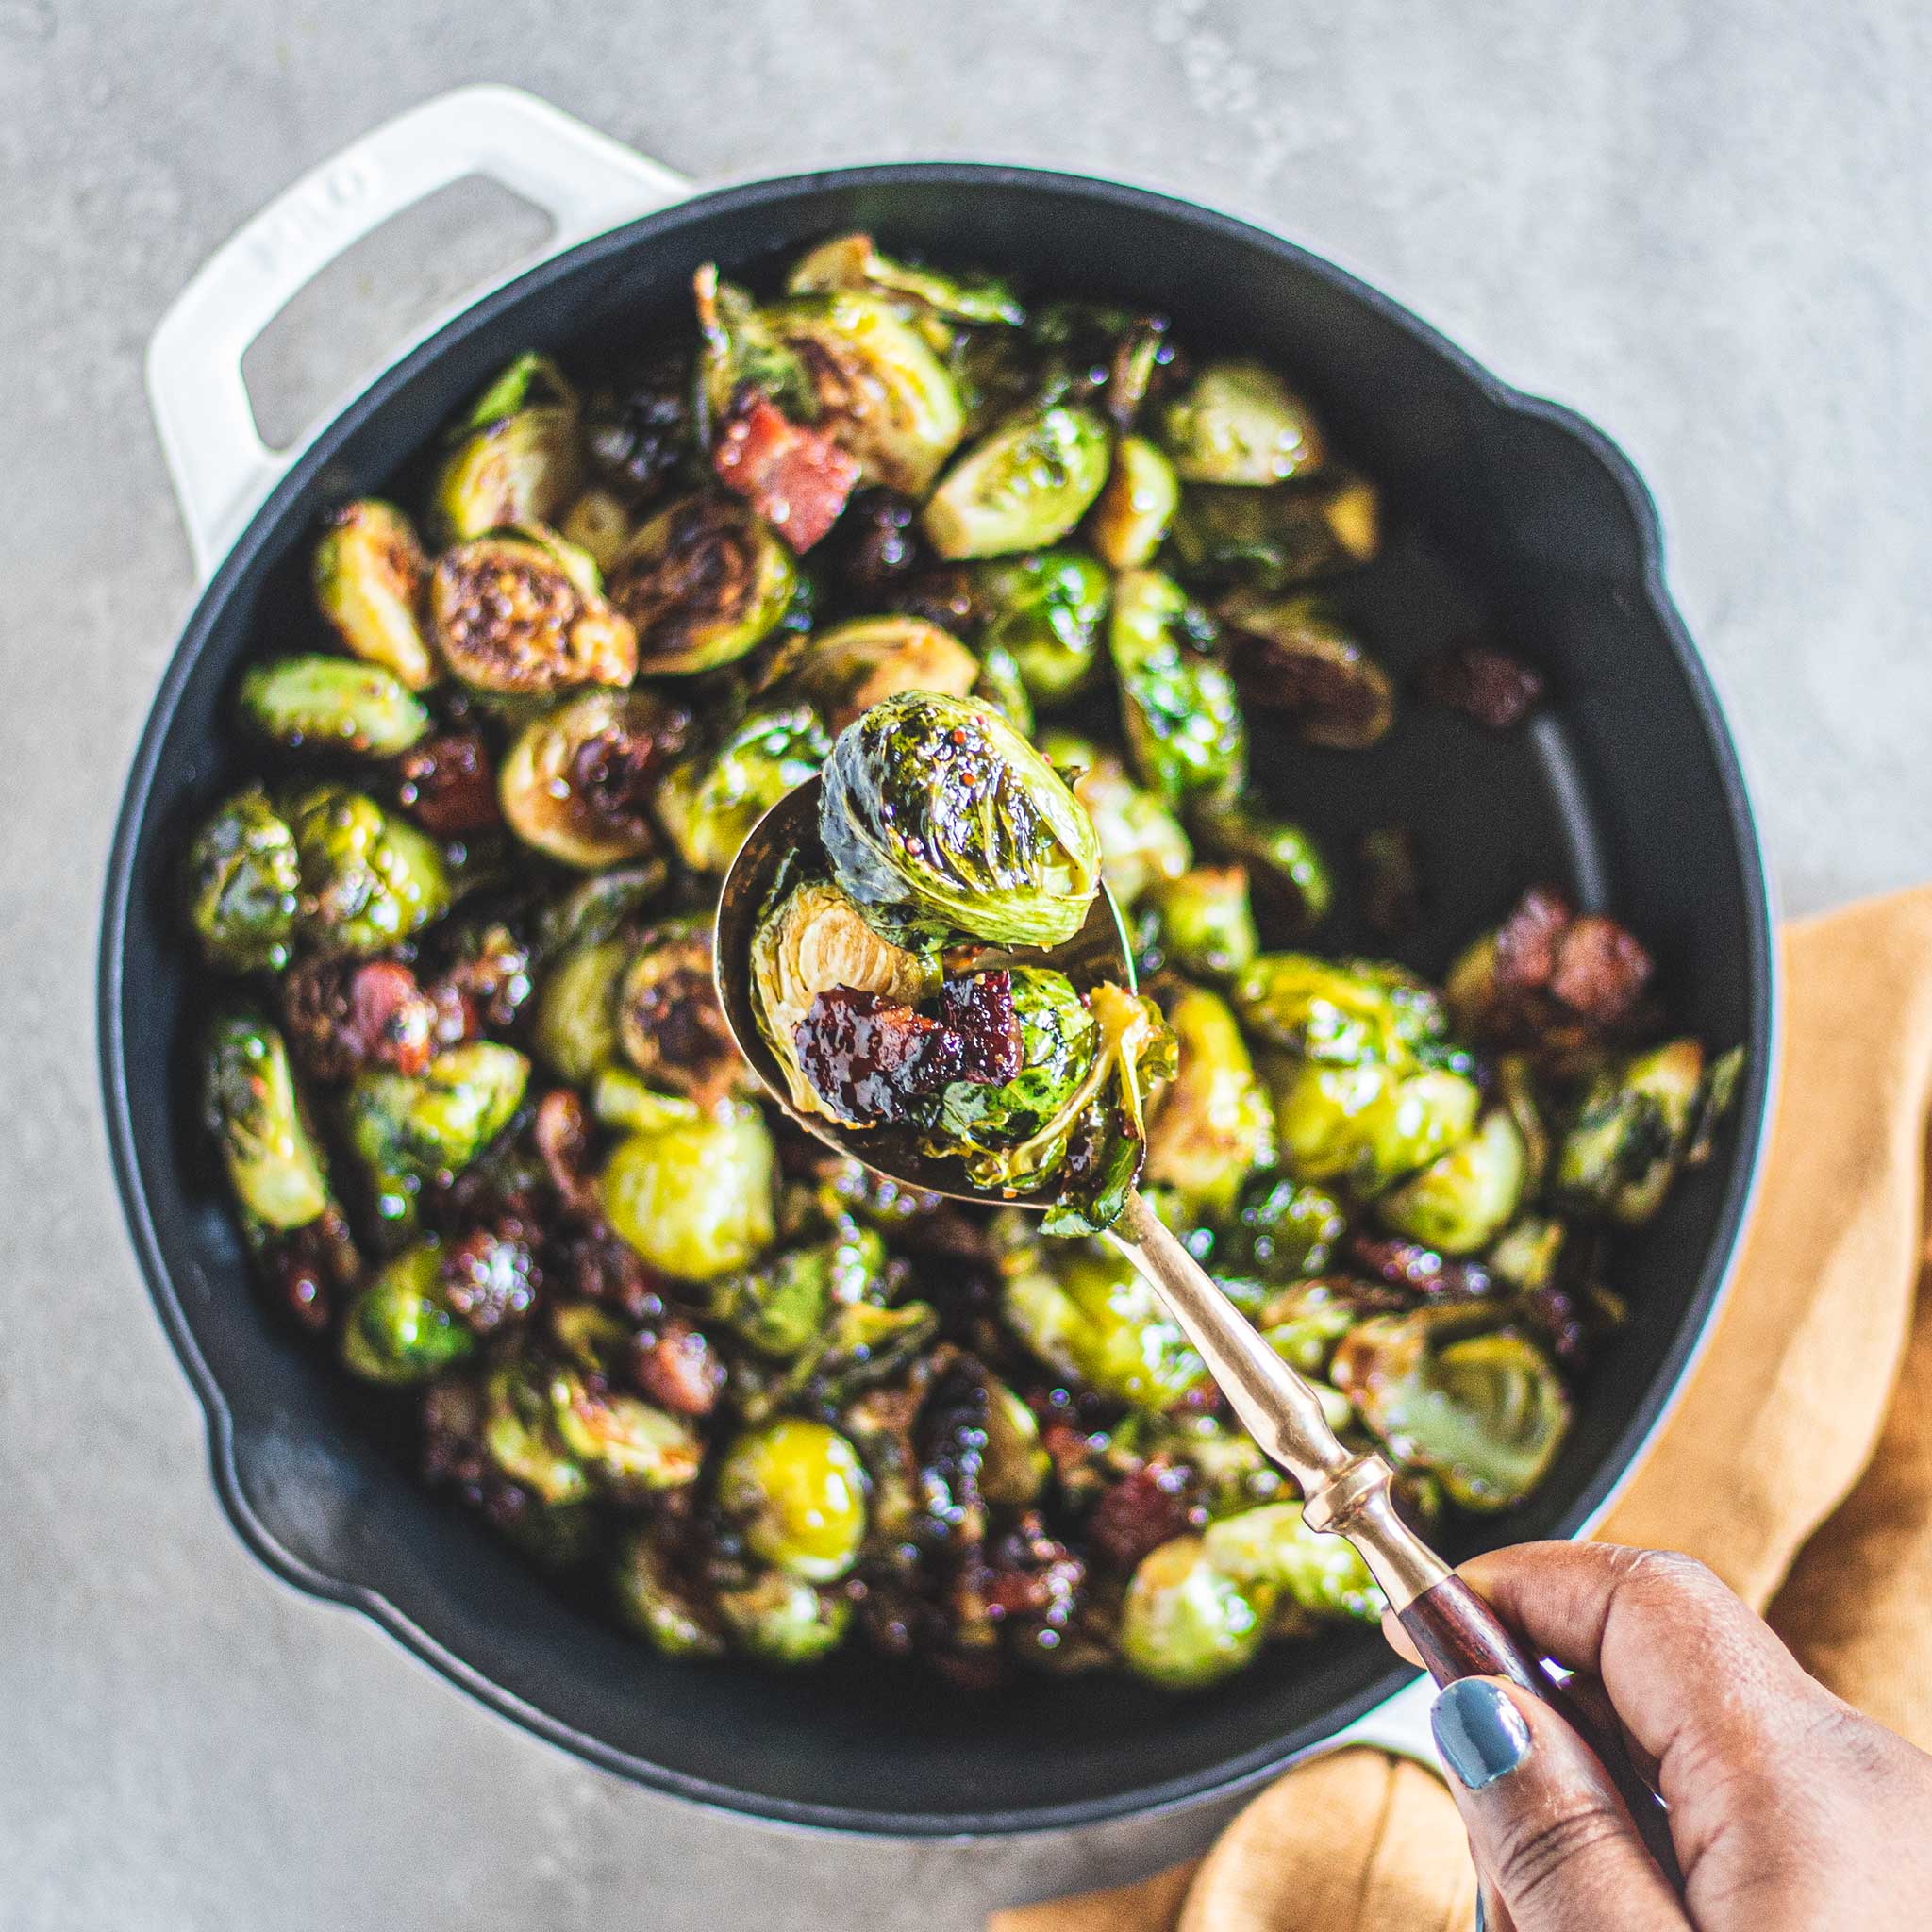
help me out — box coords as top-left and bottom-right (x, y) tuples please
(715, 777), (1681, 1889)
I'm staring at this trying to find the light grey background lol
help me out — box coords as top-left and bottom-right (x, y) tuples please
(5, 3), (1928, 1927)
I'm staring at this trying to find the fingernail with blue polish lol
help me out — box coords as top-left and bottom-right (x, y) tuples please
(1432, 1678), (1532, 1791)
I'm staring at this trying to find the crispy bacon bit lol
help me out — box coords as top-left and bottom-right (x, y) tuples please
(1088, 1462), (1192, 1572)
(562, 1227), (663, 1325)
(631, 1317), (725, 1416)
(984, 1513), (1084, 1629)
(1494, 885), (1571, 991)
(1421, 642), (1546, 730)
(1348, 1233), (1494, 1300)
(1476, 886), (1657, 1049)
(534, 1088), (603, 1222)
(1548, 914), (1654, 1028)
(712, 388), (859, 552)
(282, 957), (437, 1080)
(395, 730), (500, 836)
(441, 1226), (539, 1334)
(936, 971), (1024, 1083)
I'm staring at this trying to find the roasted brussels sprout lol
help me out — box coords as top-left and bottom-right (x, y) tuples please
(615, 919), (754, 1112)
(654, 705), (830, 874)
(1200, 1502), (1382, 1622)
(791, 616), (979, 734)
(1333, 1303), (1572, 1511)
(1218, 1171), (1348, 1284)
(312, 499), (436, 691)
(1556, 1039), (1706, 1224)
(613, 1529), (725, 1658)
(497, 691), (691, 868)
(1119, 1535), (1268, 1688)
(340, 1243), (477, 1384)
(787, 232), (1024, 327)
(923, 407), (1112, 560)
(1231, 953), (1443, 1062)
(482, 1352), (591, 1506)
(1191, 797), (1332, 936)
(718, 1570), (854, 1664)
(1043, 731), (1191, 908)
(1159, 360), (1323, 486)
(717, 1417), (869, 1582)
(590, 1066), (701, 1136)
(709, 1223), (886, 1359)
(930, 967), (1097, 1157)
(1089, 434), (1179, 571)
(1222, 593), (1392, 750)
(1144, 865), (1258, 978)
(605, 493), (796, 677)
(431, 352), (582, 543)
(602, 1107), (776, 1282)
(558, 487), (634, 572)
(1108, 569), (1246, 808)
(1169, 474), (1378, 589)
(820, 691), (1101, 948)
(974, 548), (1111, 703)
(531, 939), (626, 1084)
(239, 656), (431, 758)
(1144, 984), (1276, 1215)
(1269, 1057), (1480, 1194)
(204, 1011), (331, 1230)
(1378, 1107), (1527, 1254)
(286, 784), (450, 954)
(428, 527), (637, 693)
(186, 787), (301, 973)
(548, 1368), (703, 1491)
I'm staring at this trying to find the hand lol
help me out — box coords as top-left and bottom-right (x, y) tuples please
(1384, 1542), (1932, 1931)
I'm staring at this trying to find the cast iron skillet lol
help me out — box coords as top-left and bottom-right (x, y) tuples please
(101, 158), (1774, 1834)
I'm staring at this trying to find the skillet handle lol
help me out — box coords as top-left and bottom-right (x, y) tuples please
(145, 84), (691, 579)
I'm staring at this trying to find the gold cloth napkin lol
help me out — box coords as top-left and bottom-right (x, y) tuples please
(996, 888), (1932, 1932)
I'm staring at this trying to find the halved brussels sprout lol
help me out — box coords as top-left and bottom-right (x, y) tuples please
(1556, 1039), (1706, 1224)
(1159, 360), (1324, 485)
(718, 1569), (854, 1664)
(186, 787), (301, 973)
(923, 407), (1112, 560)
(205, 1011), (330, 1230)
(708, 1223), (886, 1359)
(615, 919), (755, 1112)
(1119, 1534), (1268, 1687)
(431, 352), (583, 543)
(340, 1242), (477, 1384)
(613, 1528), (726, 1658)
(497, 691), (691, 869)
(531, 939), (627, 1084)
(820, 691), (1102, 948)
(547, 1368), (703, 1491)
(791, 616), (978, 733)
(1218, 1171), (1347, 1284)
(1487, 1214), (1567, 1291)
(1144, 985), (1276, 1216)
(428, 527), (637, 692)
(1221, 593), (1392, 750)
(602, 1107), (776, 1282)
(239, 656), (431, 758)
(1088, 434), (1179, 570)
(717, 1417), (869, 1582)
(1043, 731), (1192, 908)
(1333, 1303), (1573, 1511)
(591, 1066), (701, 1136)
(654, 704), (830, 875)
(930, 966), (1097, 1157)
(558, 486), (634, 572)
(286, 784), (450, 954)
(1170, 474), (1378, 588)
(1200, 1502), (1383, 1622)
(1190, 797), (1332, 936)
(1379, 1107), (1527, 1254)
(1144, 865), (1258, 978)
(605, 493), (796, 677)
(1270, 1056), (1480, 1194)
(483, 1352), (591, 1506)
(535, 861), (669, 956)
(786, 232), (1024, 327)
(1108, 569), (1246, 808)
(312, 500), (436, 691)
(974, 549), (1111, 703)
(1232, 954), (1444, 1063)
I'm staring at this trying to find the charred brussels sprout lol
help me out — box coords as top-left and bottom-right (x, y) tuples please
(287, 784), (450, 953)
(430, 352), (582, 543)
(483, 1353), (591, 1506)
(1379, 1107), (1527, 1254)
(708, 1224), (886, 1359)
(1270, 1057), (1479, 1194)
(1145, 985), (1275, 1215)
(429, 527), (637, 692)
(1218, 1171), (1347, 1283)
(1201, 1502), (1382, 1622)
(1108, 569), (1246, 808)
(531, 939), (627, 1083)
(1145, 865), (1258, 978)
(787, 232), (1024, 327)
(1045, 731), (1191, 908)
(1222, 593), (1392, 750)
(498, 691), (691, 869)
(931, 967), (1097, 1155)
(923, 407), (1112, 560)
(1191, 797), (1331, 935)
(791, 616), (978, 732)
(613, 1529), (725, 1658)
(1159, 360), (1324, 485)
(1232, 954), (1444, 1062)
(654, 705), (830, 875)
(186, 787), (300, 972)
(205, 1012), (330, 1230)
(548, 1369), (703, 1491)
(312, 500), (436, 691)
(974, 548), (1111, 704)
(1120, 1535), (1268, 1688)
(717, 1418), (869, 1582)
(1170, 474), (1378, 589)
(718, 1570), (853, 1664)
(605, 493), (796, 677)
(602, 1108), (776, 1282)
(341, 1243), (477, 1384)
(1556, 1039), (1706, 1224)
(820, 691), (1101, 948)
(615, 919), (754, 1112)
(1089, 434), (1179, 570)
(1333, 1304), (1572, 1511)
(239, 657), (430, 758)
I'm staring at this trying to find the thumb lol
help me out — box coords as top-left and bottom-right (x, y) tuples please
(1430, 1676), (1688, 1932)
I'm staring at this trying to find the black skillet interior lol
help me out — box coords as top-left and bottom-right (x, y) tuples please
(101, 169), (1774, 1834)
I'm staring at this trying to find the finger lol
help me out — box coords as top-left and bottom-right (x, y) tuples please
(1430, 1675), (1688, 1932)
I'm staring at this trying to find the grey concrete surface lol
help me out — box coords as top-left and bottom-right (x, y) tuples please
(4, 2), (1928, 1927)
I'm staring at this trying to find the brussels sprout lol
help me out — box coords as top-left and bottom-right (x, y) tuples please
(1232, 954), (1444, 1063)
(558, 486), (634, 572)
(791, 616), (978, 733)
(340, 1242), (477, 1384)
(1190, 797), (1332, 936)
(1200, 1502), (1383, 1622)
(791, 1298), (939, 1410)
(286, 784), (450, 954)
(1159, 360), (1324, 486)
(982, 1378), (1051, 1507)
(239, 656), (431, 758)
(1144, 985), (1275, 1215)
(1256, 1280), (1358, 1376)
(1221, 593), (1392, 750)
(591, 1066), (700, 1136)
(709, 1224), (886, 1359)
(1487, 1214), (1567, 1291)
(483, 1353), (591, 1506)
(717, 1417), (869, 1582)
(1119, 1535), (1268, 1688)
(548, 1368), (703, 1491)
(971, 638), (1035, 736)
(923, 407), (1112, 560)
(654, 704), (830, 874)
(1108, 569), (1246, 808)
(602, 1107), (776, 1282)
(1556, 1039), (1706, 1224)
(1379, 1107), (1527, 1254)
(1088, 434), (1179, 570)
(535, 861), (669, 956)
(1217, 1171), (1347, 1284)
(1043, 731), (1191, 908)
(1169, 474), (1378, 589)
(615, 919), (754, 1111)
(429, 527), (637, 693)
(497, 690), (691, 869)
(531, 939), (626, 1083)
(186, 787), (301, 973)
(1333, 1303), (1573, 1511)
(786, 232), (1024, 327)
(820, 691), (1102, 948)
(613, 1528), (726, 1658)
(343, 1041), (530, 1229)
(204, 1012), (330, 1230)
(430, 352), (582, 544)
(605, 493), (796, 677)
(974, 548), (1111, 704)
(312, 499), (436, 691)
(717, 1569), (854, 1664)
(931, 967), (1097, 1155)
(1270, 1056), (1480, 1194)
(1144, 865), (1258, 978)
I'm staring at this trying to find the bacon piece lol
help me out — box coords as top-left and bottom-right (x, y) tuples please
(1087, 1463), (1191, 1573)
(1549, 914), (1654, 1028)
(395, 729), (499, 836)
(282, 957), (437, 1080)
(711, 389), (859, 552)
(631, 1317), (725, 1417)
(1421, 642), (1546, 730)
